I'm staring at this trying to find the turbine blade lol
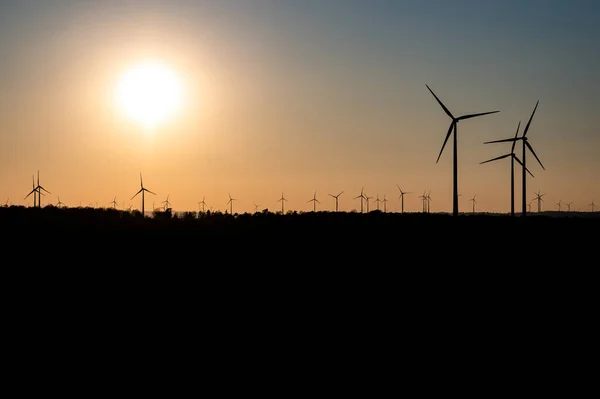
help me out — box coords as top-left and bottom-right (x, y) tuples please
(513, 155), (535, 178)
(457, 110), (500, 120)
(436, 122), (454, 163)
(522, 100), (539, 138)
(131, 188), (143, 200)
(426, 84), (454, 119)
(484, 137), (519, 144)
(145, 189), (157, 195)
(526, 141), (545, 170)
(480, 153), (510, 164)
(511, 121), (521, 153)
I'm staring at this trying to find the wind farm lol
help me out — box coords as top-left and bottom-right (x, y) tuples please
(0, 2), (598, 254)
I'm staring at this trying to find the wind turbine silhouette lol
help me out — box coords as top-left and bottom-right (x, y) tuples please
(533, 191), (545, 212)
(481, 121), (534, 216)
(426, 84), (499, 216)
(328, 191), (343, 212)
(25, 170), (50, 208)
(527, 201), (532, 213)
(382, 195), (388, 213)
(556, 200), (562, 212)
(131, 173), (156, 216)
(364, 192), (373, 212)
(469, 194), (477, 213)
(110, 196), (118, 209)
(590, 199), (596, 212)
(426, 191), (432, 213)
(199, 196), (208, 212)
(277, 192), (288, 214)
(484, 101), (544, 216)
(374, 194), (382, 211)
(419, 191), (427, 213)
(307, 191), (320, 212)
(227, 193), (236, 215)
(24, 175), (37, 207)
(396, 185), (411, 213)
(253, 202), (260, 213)
(57, 197), (65, 208)
(565, 201), (573, 212)
(162, 194), (172, 211)
(354, 187), (366, 213)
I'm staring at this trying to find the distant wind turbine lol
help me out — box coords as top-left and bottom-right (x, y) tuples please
(590, 199), (596, 212)
(199, 196), (208, 212)
(277, 192), (288, 214)
(481, 121), (534, 216)
(382, 195), (388, 213)
(253, 202), (260, 213)
(396, 185), (411, 213)
(426, 191), (432, 213)
(426, 84), (499, 216)
(328, 191), (343, 212)
(227, 193), (236, 215)
(110, 196), (118, 209)
(556, 200), (562, 212)
(57, 197), (65, 208)
(419, 191), (427, 213)
(565, 201), (573, 212)
(162, 194), (172, 211)
(131, 172), (156, 216)
(484, 101), (544, 216)
(533, 191), (545, 212)
(25, 170), (50, 208)
(469, 194), (477, 213)
(364, 192), (373, 212)
(307, 191), (320, 212)
(354, 187), (366, 213)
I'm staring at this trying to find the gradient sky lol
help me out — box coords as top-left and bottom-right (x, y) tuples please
(1, 0), (599, 213)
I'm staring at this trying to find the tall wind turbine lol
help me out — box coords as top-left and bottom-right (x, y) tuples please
(469, 194), (477, 213)
(426, 84), (499, 216)
(419, 191), (427, 213)
(484, 101), (544, 216)
(556, 200), (562, 212)
(277, 192), (288, 214)
(481, 121), (534, 216)
(590, 199), (596, 212)
(528, 201), (533, 213)
(131, 172), (156, 216)
(426, 191), (432, 213)
(565, 201), (573, 212)
(328, 191), (343, 212)
(533, 191), (545, 212)
(354, 187), (366, 213)
(307, 191), (320, 212)
(382, 195), (388, 213)
(227, 193), (236, 215)
(110, 196), (118, 209)
(162, 194), (172, 211)
(253, 202), (260, 213)
(57, 197), (65, 208)
(374, 194), (382, 211)
(396, 185), (411, 214)
(25, 170), (50, 208)
(199, 197), (208, 212)
(24, 175), (37, 207)
(364, 192), (373, 213)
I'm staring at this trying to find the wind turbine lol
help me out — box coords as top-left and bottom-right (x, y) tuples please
(484, 101), (544, 216)
(481, 121), (534, 216)
(199, 197), (208, 212)
(25, 170), (50, 208)
(227, 193), (236, 215)
(469, 194), (477, 213)
(396, 185), (411, 214)
(533, 191), (545, 212)
(556, 200), (562, 212)
(131, 172), (156, 216)
(590, 199), (596, 212)
(419, 191), (427, 213)
(426, 84), (499, 216)
(57, 197), (65, 208)
(374, 194), (382, 211)
(307, 191), (320, 212)
(109, 196), (118, 209)
(162, 194), (172, 211)
(253, 202), (260, 213)
(277, 192), (288, 214)
(528, 201), (533, 213)
(565, 201), (573, 212)
(382, 195), (388, 213)
(426, 191), (432, 213)
(328, 191), (343, 212)
(364, 192), (373, 212)
(24, 175), (37, 207)
(354, 187), (366, 213)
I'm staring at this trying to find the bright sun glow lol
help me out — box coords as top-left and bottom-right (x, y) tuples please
(115, 62), (182, 127)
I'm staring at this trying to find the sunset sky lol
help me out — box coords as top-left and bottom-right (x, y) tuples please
(1, 0), (598, 213)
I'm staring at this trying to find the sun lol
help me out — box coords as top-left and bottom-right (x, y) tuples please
(115, 62), (182, 128)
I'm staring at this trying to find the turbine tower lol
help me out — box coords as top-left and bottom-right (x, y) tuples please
(354, 187), (366, 213)
(328, 191), (343, 212)
(277, 192), (288, 214)
(110, 196), (118, 209)
(364, 192), (373, 212)
(199, 196), (208, 213)
(227, 193), (236, 215)
(396, 185), (411, 214)
(481, 121), (534, 216)
(307, 191), (320, 212)
(131, 172), (156, 216)
(533, 191), (545, 212)
(484, 101), (544, 216)
(382, 195), (388, 213)
(469, 194), (477, 213)
(556, 200), (562, 212)
(426, 84), (499, 216)
(374, 194), (382, 211)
